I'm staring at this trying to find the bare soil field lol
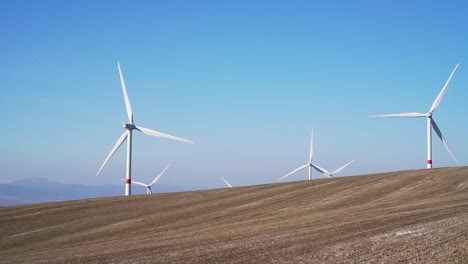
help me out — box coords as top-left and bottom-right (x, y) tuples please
(1, 167), (468, 263)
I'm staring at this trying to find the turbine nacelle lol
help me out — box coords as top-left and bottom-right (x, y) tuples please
(123, 123), (136, 130)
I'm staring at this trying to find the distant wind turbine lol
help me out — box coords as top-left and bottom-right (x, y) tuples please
(97, 62), (193, 196)
(220, 176), (233, 188)
(279, 129), (354, 181)
(121, 164), (171, 194)
(370, 64), (460, 168)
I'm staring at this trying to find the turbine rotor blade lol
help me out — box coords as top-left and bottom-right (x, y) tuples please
(331, 160), (354, 175)
(135, 126), (194, 143)
(278, 164), (309, 181)
(220, 176), (232, 188)
(150, 164), (171, 186)
(117, 62), (134, 124)
(309, 128), (314, 163)
(430, 63), (460, 113)
(131, 180), (149, 187)
(96, 131), (128, 176)
(370, 113), (427, 118)
(311, 163), (331, 177)
(431, 119), (460, 166)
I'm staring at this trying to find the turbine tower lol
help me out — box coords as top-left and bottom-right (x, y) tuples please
(122, 164), (171, 194)
(278, 129), (354, 181)
(370, 64), (460, 168)
(97, 63), (193, 196)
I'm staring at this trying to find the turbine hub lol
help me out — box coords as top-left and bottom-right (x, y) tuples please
(123, 123), (136, 130)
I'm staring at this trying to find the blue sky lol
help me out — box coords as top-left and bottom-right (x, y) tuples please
(2, 1), (468, 191)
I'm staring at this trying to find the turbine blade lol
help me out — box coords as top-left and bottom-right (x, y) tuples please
(150, 164), (171, 186)
(135, 126), (194, 143)
(117, 62), (133, 124)
(220, 176), (232, 188)
(431, 119), (460, 166)
(430, 63), (460, 113)
(131, 180), (149, 187)
(96, 131), (128, 176)
(278, 164), (309, 181)
(312, 163), (331, 177)
(309, 128), (314, 163)
(331, 160), (354, 175)
(370, 113), (427, 118)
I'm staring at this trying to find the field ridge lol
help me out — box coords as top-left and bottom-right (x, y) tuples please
(1, 167), (468, 263)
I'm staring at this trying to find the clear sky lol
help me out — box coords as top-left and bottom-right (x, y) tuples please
(2, 1), (468, 190)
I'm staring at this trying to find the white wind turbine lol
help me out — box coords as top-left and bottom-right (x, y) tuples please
(370, 64), (460, 168)
(220, 176), (233, 188)
(278, 129), (354, 181)
(97, 62), (193, 196)
(121, 164), (171, 194)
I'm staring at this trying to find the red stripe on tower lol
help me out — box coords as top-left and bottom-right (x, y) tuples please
(126, 179), (131, 184)
(427, 160), (432, 165)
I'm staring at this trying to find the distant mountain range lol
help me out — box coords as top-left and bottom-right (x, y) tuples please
(0, 178), (193, 206)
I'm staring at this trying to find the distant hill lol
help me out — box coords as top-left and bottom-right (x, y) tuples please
(0, 178), (193, 206)
(1, 167), (467, 263)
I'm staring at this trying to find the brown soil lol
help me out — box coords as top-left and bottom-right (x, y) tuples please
(1, 167), (468, 263)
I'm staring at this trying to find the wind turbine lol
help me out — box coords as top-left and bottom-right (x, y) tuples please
(220, 176), (233, 188)
(121, 164), (171, 194)
(97, 62), (193, 196)
(370, 64), (460, 168)
(278, 129), (354, 181)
